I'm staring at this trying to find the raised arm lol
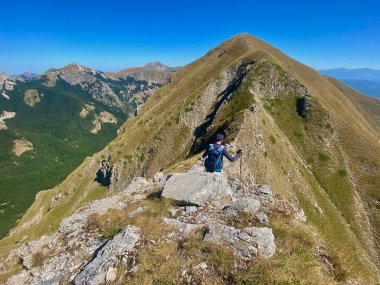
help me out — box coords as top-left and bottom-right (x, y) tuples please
(222, 147), (241, 162)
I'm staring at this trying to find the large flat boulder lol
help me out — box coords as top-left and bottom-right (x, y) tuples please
(162, 171), (233, 206)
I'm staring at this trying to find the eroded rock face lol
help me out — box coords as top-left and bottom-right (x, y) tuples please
(91, 111), (117, 134)
(5, 194), (131, 285)
(0, 111), (16, 130)
(73, 226), (140, 285)
(0, 72), (19, 99)
(13, 138), (33, 156)
(162, 168), (233, 206)
(24, 89), (42, 107)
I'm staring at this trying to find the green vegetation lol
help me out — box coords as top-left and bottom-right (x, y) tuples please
(338, 169), (348, 177)
(0, 78), (131, 238)
(318, 152), (330, 162)
(269, 135), (277, 144)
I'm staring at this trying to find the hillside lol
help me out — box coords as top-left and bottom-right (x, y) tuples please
(319, 68), (380, 98)
(1, 34), (380, 284)
(0, 63), (170, 238)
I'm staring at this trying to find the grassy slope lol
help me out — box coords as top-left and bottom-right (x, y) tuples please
(325, 76), (380, 135)
(1, 34), (379, 283)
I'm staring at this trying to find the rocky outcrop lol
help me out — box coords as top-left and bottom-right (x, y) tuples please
(162, 166), (233, 205)
(0, 72), (19, 99)
(0, 111), (16, 130)
(73, 226), (140, 285)
(3, 165), (309, 284)
(91, 111), (117, 134)
(24, 89), (43, 107)
(5, 194), (132, 285)
(79, 103), (95, 118)
(12, 138), (33, 156)
(204, 223), (276, 259)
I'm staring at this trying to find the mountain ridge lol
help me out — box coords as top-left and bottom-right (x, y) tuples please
(1, 33), (379, 284)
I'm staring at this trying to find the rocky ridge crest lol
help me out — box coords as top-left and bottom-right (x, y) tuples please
(2, 165), (301, 285)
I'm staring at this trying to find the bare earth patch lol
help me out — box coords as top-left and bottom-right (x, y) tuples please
(91, 111), (117, 134)
(79, 103), (95, 118)
(0, 111), (16, 130)
(24, 89), (43, 107)
(13, 138), (33, 156)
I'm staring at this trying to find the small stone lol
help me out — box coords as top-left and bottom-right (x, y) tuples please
(256, 185), (272, 197)
(153, 172), (164, 182)
(106, 267), (117, 282)
(168, 208), (179, 217)
(193, 262), (208, 271)
(294, 209), (307, 222)
(255, 212), (269, 223)
(185, 206), (198, 213)
(128, 206), (145, 218)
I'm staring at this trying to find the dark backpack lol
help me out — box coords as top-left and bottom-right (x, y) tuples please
(205, 144), (224, 173)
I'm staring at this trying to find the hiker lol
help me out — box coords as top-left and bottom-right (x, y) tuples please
(202, 134), (242, 173)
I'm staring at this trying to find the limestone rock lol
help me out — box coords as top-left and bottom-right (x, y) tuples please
(73, 226), (139, 285)
(162, 171), (233, 206)
(231, 197), (261, 214)
(153, 172), (165, 182)
(128, 206), (145, 218)
(204, 223), (258, 260)
(163, 218), (204, 237)
(204, 223), (276, 260)
(244, 227), (276, 258)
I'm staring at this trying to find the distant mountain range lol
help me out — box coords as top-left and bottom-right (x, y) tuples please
(0, 62), (176, 237)
(319, 68), (380, 98)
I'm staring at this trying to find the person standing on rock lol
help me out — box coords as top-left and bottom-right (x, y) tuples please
(202, 134), (242, 173)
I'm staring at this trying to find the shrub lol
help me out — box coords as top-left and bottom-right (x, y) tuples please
(269, 135), (276, 145)
(338, 169), (348, 177)
(306, 157), (314, 164)
(318, 152), (330, 162)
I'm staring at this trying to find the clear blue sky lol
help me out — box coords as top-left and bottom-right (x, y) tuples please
(1, 0), (379, 74)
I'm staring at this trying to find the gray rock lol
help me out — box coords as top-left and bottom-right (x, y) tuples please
(256, 185), (272, 197)
(163, 218), (204, 236)
(153, 172), (165, 182)
(124, 177), (150, 195)
(204, 223), (258, 260)
(128, 206), (145, 218)
(105, 267), (117, 283)
(185, 206), (198, 213)
(204, 223), (276, 260)
(193, 262), (208, 271)
(73, 226), (139, 285)
(231, 197), (261, 214)
(162, 171), (233, 206)
(255, 212), (269, 223)
(294, 209), (307, 222)
(244, 227), (276, 258)
(168, 208), (180, 217)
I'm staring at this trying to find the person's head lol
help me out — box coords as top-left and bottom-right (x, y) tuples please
(215, 134), (225, 144)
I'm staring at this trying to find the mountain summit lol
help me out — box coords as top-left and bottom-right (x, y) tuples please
(1, 34), (380, 284)
(106, 61), (178, 83)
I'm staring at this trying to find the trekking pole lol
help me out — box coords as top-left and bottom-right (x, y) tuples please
(239, 152), (243, 179)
